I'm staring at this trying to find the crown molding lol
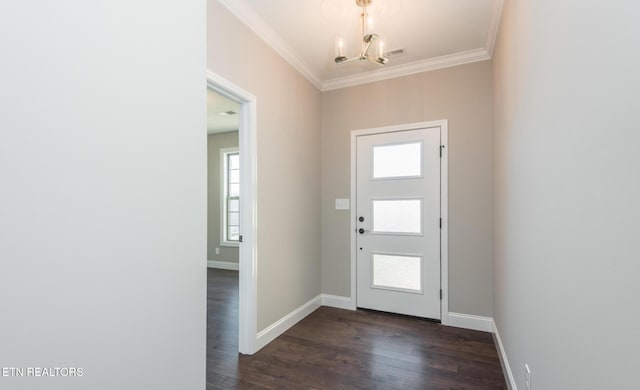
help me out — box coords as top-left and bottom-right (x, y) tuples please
(485, 0), (505, 56)
(321, 48), (491, 91)
(217, 0), (504, 92)
(216, 0), (323, 90)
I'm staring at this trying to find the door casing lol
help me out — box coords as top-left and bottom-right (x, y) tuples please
(349, 120), (449, 325)
(207, 70), (258, 354)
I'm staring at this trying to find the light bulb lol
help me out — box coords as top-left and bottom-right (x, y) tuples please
(335, 36), (346, 59)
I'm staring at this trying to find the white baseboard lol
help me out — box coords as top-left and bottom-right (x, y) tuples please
(321, 294), (354, 310)
(255, 295), (322, 351)
(447, 312), (494, 333)
(493, 320), (517, 390)
(207, 260), (239, 270)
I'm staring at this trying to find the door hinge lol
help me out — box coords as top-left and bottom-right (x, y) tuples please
(439, 218), (442, 229)
(439, 145), (444, 157)
(239, 235), (243, 243)
(440, 289), (442, 300)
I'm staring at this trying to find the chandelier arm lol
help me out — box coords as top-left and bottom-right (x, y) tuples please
(361, 34), (378, 58)
(367, 56), (386, 66)
(335, 55), (360, 64)
(342, 57), (361, 64)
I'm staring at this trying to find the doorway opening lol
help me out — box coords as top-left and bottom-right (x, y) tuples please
(206, 71), (258, 355)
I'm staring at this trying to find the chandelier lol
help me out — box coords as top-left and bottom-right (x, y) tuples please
(334, 0), (389, 66)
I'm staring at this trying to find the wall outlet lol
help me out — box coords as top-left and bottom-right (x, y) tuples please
(525, 364), (531, 390)
(215, 247), (220, 255)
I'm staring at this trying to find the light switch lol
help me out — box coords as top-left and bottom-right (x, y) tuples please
(335, 198), (350, 210)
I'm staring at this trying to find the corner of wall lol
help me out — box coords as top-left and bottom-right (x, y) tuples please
(492, 319), (517, 390)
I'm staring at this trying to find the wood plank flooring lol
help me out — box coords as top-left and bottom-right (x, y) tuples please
(207, 268), (507, 390)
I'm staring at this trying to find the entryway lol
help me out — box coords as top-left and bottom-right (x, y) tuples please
(351, 121), (448, 321)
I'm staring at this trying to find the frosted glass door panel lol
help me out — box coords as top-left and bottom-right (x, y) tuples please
(372, 254), (422, 292)
(372, 199), (422, 234)
(372, 142), (422, 179)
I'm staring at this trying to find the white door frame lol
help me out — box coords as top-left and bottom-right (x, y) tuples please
(349, 120), (449, 325)
(206, 70), (258, 354)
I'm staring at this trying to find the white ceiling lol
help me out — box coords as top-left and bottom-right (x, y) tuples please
(218, 0), (503, 91)
(207, 89), (240, 134)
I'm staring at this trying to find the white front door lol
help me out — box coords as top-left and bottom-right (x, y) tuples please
(356, 126), (442, 319)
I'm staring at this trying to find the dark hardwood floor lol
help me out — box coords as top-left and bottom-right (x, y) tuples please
(207, 268), (507, 390)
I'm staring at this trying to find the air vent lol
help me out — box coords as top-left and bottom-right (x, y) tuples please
(386, 48), (406, 58)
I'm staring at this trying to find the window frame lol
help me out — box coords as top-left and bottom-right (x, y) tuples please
(220, 147), (240, 247)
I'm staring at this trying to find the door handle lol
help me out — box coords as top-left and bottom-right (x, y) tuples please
(358, 228), (370, 234)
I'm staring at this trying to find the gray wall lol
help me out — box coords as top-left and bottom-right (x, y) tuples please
(492, 0), (640, 388)
(207, 131), (240, 263)
(0, 1), (206, 389)
(208, 1), (322, 331)
(321, 61), (494, 317)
